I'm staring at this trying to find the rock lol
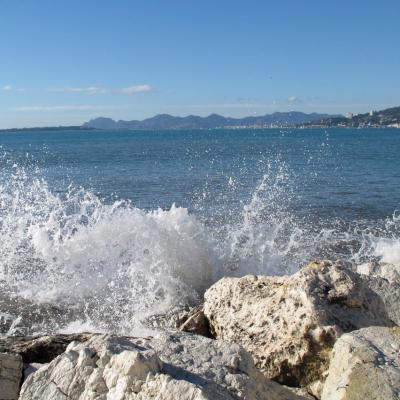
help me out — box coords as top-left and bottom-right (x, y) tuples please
(0, 333), (93, 364)
(143, 304), (195, 331)
(321, 326), (400, 400)
(23, 363), (46, 381)
(19, 332), (306, 400)
(284, 386), (317, 400)
(204, 260), (394, 390)
(0, 352), (23, 400)
(355, 262), (400, 325)
(143, 304), (213, 338)
(179, 304), (212, 338)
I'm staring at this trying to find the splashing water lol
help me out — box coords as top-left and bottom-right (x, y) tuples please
(0, 159), (399, 335)
(214, 162), (304, 275)
(0, 164), (218, 334)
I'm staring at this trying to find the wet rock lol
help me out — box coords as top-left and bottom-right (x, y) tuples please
(204, 260), (394, 391)
(0, 352), (23, 400)
(142, 305), (194, 331)
(321, 326), (400, 400)
(143, 304), (213, 338)
(19, 332), (307, 400)
(0, 333), (93, 364)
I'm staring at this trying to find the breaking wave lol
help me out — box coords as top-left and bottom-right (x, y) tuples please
(0, 159), (399, 335)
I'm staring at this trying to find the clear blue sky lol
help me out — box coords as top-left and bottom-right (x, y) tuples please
(1, 0), (399, 128)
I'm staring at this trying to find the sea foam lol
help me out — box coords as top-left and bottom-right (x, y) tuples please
(0, 161), (399, 335)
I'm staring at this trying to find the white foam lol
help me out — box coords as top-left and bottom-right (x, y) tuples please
(373, 238), (400, 264)
(0, 161), (399, 334)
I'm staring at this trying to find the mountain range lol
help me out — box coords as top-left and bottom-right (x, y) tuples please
(83, 112), (336, 130)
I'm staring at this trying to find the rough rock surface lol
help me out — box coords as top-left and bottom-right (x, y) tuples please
(178, 305), (212, 338)
(0, 333), (93, 364)
(355, 261), (400, 325)
(321, 326), (400, 400)
(204, 260), (394, 390)
(143, 304), (212, 338)
(19, 333), (306, 400)
(0, 352), (23, 400)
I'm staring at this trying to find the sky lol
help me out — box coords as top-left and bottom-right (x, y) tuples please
(0, 0), (400, 128)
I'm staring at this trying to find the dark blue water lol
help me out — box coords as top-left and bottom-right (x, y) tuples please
(1, 128), (399, 219)
(0, 128), (398, 212)
(1, 128), (399, 334)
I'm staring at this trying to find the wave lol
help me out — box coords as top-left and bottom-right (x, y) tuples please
(0, 160), (399, 335)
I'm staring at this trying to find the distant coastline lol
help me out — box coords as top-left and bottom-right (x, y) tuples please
(0, 126), (91, 133)
(303, 106), (400, 128)
(1, 106), (399, 132)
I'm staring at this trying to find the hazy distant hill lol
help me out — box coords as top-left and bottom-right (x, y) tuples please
(83, 112), (336, 130)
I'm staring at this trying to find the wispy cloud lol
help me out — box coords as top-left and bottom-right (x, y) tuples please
(288, 96), (299, 103)
(48, 84), (153, 95)
(2, 85), (25, 92)
(8, 104), (128, 112)
(167, 103), (278, 109)
(117, 85), (153, 94)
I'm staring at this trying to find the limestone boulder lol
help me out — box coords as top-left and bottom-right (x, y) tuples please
(355, 261), (400, 325)
(0, 352), (23, 400)
(19, 332), (306, 400)
(321, 326), (400, 400)
(204, 260), (393, 390)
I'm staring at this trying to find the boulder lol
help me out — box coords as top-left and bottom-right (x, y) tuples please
(355, 262), (400, 325)
(0, 333), (93, 364)
(19, 332), (306, 400)
(321, 326), (400, 400)
(0, 352), (23, 400)
(204, 260), (393, 391)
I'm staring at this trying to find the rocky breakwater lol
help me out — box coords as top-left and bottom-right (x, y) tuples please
(203, 260), (400, 398)
(321, 326), (400, 400)
(1, 260), (399, 399)
(1, 332), (305, 400)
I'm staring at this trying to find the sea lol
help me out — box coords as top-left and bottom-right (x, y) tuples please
(0, 128), (399, 335)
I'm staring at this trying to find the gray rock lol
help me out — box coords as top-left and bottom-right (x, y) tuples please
(321, 326), (400, 400)
(0, 333), (93, 364)
(0, 352), (23, 400)
(23, 363), (46, 381)
(19, 333), (306, 400)
(204, 260), (394, 391)
(355, 262), (400, 325)
(178, 304), (212, 338)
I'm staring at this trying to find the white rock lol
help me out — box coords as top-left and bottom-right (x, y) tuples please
(204, 260), (394, 390)
(321, 326), (400, 400)
(355, 262), (400, 325)
(0, 352), (23, 400)
(19, 333), (306, 400)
